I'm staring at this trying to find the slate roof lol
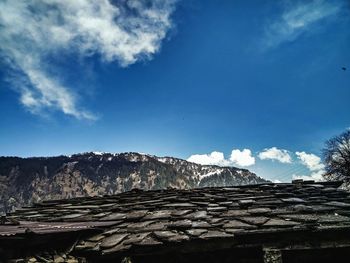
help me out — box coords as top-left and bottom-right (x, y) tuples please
(0, 221), (118, 237)
(4, 180), (350, 260)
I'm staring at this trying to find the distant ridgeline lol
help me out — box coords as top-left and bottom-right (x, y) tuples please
(0, 152), (267, 213)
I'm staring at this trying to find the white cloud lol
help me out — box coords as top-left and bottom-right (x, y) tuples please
(187, 148), (327, 182)
(187, 151), (231, 166)
(264, 0), (342, 48)
(229, 149), (255, 167)
(258, 147), (292, 163)
(293, 151), (325, 181)
(187, 148), (255, 167)
(0, 0), (177, 119)
(295, 151), (325, 171)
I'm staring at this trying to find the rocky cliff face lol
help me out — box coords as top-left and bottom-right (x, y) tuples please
(0, 152), (267, 213)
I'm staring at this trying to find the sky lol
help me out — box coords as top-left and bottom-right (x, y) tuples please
(0, 0), (349, 182)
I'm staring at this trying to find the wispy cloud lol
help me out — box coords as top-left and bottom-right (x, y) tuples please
(0, 0), (177, 119)
(258, 147), (292, 163)
(264, 0), (343, 48)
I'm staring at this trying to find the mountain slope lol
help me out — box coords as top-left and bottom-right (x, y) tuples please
(0, 152), (267, 213)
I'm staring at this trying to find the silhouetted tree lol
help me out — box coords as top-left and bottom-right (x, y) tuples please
(323, 130), (350, 182)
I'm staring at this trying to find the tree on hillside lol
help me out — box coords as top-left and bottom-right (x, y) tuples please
(323, 129), (350, 182)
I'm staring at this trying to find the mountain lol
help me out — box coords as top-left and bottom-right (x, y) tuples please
(0, 152), (267, 213)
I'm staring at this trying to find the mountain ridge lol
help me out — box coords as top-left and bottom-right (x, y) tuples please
(0, 152), (267, 213)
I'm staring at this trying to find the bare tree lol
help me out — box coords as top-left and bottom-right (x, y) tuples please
(323, 130), (350, 182)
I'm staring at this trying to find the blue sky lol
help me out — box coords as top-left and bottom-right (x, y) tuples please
(0, 0), (349, 182)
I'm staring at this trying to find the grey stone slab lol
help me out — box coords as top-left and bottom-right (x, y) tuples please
(306, 205), (337, 213)
(123, 233), (150, 245)
(126, 221), (154, 232)
(218, 201), (234, 206)
(171, 210), (193, 216)
(100, 212), (127, 221)
(263, 218), (300, 227)
(100, 233), (128, 249)
(208, 218), (224, 224)
(99, 203), (116, 208)
(102, 227), (121, 236)
(153, 230), (177, 239)
(207, 206), (227, 212)
(225, 228), (245, 234)
(75, 240), (98, 250)
(186, 229), (208, 237)
(137, 235), (162, 246)
(66, 205), (100, 210)
(281, 198), (306, 204)
(167, 234), (190, 242)
(191, 221), (212, 228)
(143, 210), (173, 220)
(164, 203), (196, 208)
(279, 214), (319, 223)
(255, 200), (283, 206)
(58, 213), (86, 220)
(200, 230), (234, 239)
(248, 208), (272, 215)
(125, 210), (148, 220)
(169, 219), (192, 229)
(86, 234), (105, 242)
(238, 200), (256, 207)
(309, 184), (325, 189)
(222, 209), (249, 217)
(274, 193), (295, 198)
(223, 220), (256, 229)
(191, 201), (210, 206)
(291, 204), (314, 213)
(145, 222), (168, 232)
(321, 187), (338, 193)
(318, 214), (350, 223)
(92, 212), (111, 218)
(184, 210), (207, 220)
(325, 201), (350, 208)
(238, 216), (269, 226)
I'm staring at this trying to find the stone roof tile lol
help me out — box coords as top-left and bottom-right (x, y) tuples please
(3, 181), (350, 258)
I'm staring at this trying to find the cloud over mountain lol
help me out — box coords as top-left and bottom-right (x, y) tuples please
(187, 149), (255, 167)
(188, 147), (328, 182)
(187, 151), (231, 167)
(229, 149), (255, 167)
